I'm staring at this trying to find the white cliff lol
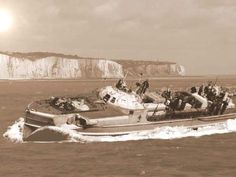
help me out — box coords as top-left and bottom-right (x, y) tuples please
(0, 52), (185, 79)
(0, 54), (124, 79)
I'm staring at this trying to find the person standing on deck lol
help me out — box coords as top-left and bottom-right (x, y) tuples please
(198, 85), (204, 96)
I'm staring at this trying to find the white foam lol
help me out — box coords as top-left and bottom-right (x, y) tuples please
(3, 118), (24, 143)
(78, 121), (233, 142)
(3, 118), (236, 143)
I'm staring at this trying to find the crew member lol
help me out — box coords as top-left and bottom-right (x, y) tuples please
(142, 79), (149, 94)
(191, 86), (197, 93)
(136, 79), (149, 95)
(116, 79), (123, 90)
(220, 91), (230, 114)
(116, 79), (127, 91)
(198, 85), (204, 96)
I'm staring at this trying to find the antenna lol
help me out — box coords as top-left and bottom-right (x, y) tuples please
(214, 76), (218, 85)
(124, 71), (129, 80)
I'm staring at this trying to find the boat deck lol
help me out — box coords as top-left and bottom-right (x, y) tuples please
(28, 96), (127, 118)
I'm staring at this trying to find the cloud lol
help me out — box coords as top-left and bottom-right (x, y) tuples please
(94, 0), (118, 16)
(1, 0), (236, 74)
(46, 5), (60, 17)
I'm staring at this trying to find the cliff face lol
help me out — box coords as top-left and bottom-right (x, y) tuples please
(117, 60), (185, 77)
(0, 54), (124, 79)
(0, 52), (185, 79)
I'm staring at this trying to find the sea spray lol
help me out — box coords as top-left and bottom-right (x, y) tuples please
(3, 118), (236, 143)
(3, 118), (24, 143)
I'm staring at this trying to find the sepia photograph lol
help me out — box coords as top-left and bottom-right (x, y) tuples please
(1, 0), (236, 177)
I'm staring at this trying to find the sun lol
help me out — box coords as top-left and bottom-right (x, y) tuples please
(0, 9), (13, 32)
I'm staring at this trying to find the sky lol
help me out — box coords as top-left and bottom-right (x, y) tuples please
(0, 0), (236, 75)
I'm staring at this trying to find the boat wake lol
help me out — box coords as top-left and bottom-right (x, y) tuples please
(3, 118), (24, 143)
(3, 117), (236, 143)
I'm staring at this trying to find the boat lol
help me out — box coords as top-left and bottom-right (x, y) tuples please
(22, 80), (236, 141)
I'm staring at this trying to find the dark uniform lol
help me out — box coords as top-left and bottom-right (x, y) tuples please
(136, 80), (149, 95)
(198, 85), (204, 96)
(116, 79), (123, 90)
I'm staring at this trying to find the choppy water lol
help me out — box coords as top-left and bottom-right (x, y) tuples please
(1, 79), (236, 176)
(3, 117), (236, 143)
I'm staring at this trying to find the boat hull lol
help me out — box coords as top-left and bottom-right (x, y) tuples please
(23, 112), (236, 141)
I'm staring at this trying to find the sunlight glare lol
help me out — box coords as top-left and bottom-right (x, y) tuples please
(0, 9), (13, 32)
